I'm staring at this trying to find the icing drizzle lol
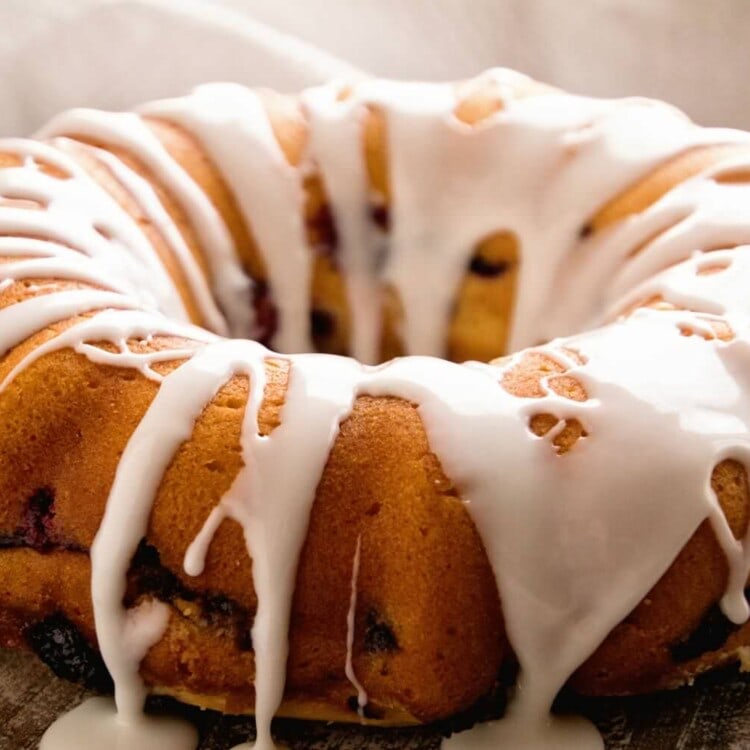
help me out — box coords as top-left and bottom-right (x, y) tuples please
(36, 111), (250, 337)
(140, 85), (314, 354)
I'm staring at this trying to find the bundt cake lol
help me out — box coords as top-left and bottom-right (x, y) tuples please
(2, 68), (750, 749)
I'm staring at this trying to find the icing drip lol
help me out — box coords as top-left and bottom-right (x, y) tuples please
(36, 111), (252, 337)
(546, 155), (750, 334)
(593, 158), (750, 319)
(39, 344), (244, 750)
(185, 350), (360, 750)
(90, 342), (250, 724)
(344, 535), (368, 716)
(140, 85), (313, 354)
(302, 85), (383, 364)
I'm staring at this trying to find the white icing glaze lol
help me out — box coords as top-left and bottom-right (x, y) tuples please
(0, 308), (215, 391)
(140, 84), (313, 353)
(9, 69), (750, 750)
(36, 110), (251, 336)
(0, 238), (127, 294)
(78, 139), (229, 335)
(302, 85), (383, 364)
(0, 288), (137, 358)
(345, 535), (368, 716)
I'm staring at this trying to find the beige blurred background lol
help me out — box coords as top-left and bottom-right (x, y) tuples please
(1, 0), (748, 134)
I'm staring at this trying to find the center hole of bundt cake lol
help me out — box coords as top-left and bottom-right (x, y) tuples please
(265, 224), (520, 362)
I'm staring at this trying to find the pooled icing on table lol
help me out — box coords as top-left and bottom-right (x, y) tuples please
(0, 68), (749, 749)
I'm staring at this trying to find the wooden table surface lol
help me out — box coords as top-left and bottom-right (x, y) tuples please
(2, 648), (750, 750)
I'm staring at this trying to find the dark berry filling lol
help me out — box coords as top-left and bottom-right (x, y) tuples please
(203, 593), (242, 620)
(309, 203), (339, 256)
(18, 487), (56, 551)
(468, 255), (511, 278)
(346, 695), (385, 719)
(364, 609), (399, 653)
(25, 613), (112, 691)
(311, 309), (336, 341)
(670, 587), (750, 662)
(236, 626), (254, 652)
(129, 541), (183, 604)
(1, 488), (83, 552)
(10, 535), (254, 691)
(251, 282), (278, 347)
(0, 534), (25, 549)
(128, 541), (253, 653)
(370, 204), (390, 232)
